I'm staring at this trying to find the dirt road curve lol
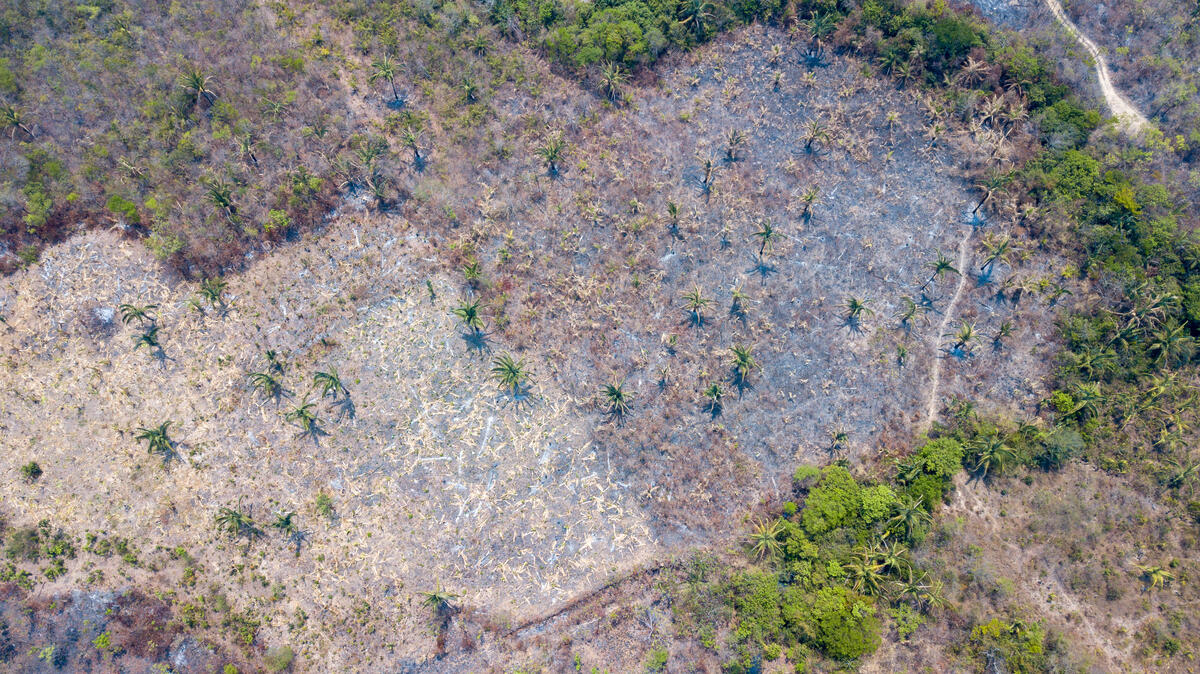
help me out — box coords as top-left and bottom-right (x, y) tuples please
(1043, 0), (1150, 135)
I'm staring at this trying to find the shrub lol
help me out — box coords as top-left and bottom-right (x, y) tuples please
(265, 645), (294, 672)
(800, 466), (861, 536)
(808, 586), (880, 661)
(19, 462), (42, 483)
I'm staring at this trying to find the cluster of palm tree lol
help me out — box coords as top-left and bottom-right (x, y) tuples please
(247, 349), (352, 438)
(121, 302), (165, 359)
(214, 503), (309, 556)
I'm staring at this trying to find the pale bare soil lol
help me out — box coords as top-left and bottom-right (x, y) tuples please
(0, 27), (1062, 671)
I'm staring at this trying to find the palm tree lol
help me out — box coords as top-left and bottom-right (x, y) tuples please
(179, 69), (216, 111)
(950, 320), (977, 352)
(490, 354), (530, 397)
(677, 0), (715, 39)
(271, 511), (298, 535)
(752, 220), (778, 258)
(970, 433), (1015, 479)
(847, 547), (888, 596)
(198, 277), (227, 310)
(286, 402), (320, 433)
(894, 296), (924, 330)
(730, 344), (759, 386)
(799, 186), (819, 221)
(1135, 564), (1174, 590)
(133, 325), (161, 353)
(979, 232), (1014, 275)
(314, 369), (347, 399)
(700, 156), (717, 193)
(598, 61), (628, 102)
(369, 55), (402, 104)
(746, 518), (783, 560)
(992, 321), (1013, 349)
(136, 421), (174, 461)
(265, 349), (285, 374)
(725, 128), (746, 161)
(730, 285), (751, 318)
(205, 179), (236, 217)
(683, 287), (712, 326)
(801, 11), (837, 53)
(249, 371), (283, 400)
(875, 540), (912, 579)
(889, 495), (932, 541)
(601, 381), (633, 420)
(1, 104), (34, 140)
(236, 132), (258, 168)
(803, 120), (828, 153)
(452, 299), (485, 334)
(119, 303), (158, 325)
(828, 427), (850, 456)
(215, 505), (259, 541)
(420, 584), (459, 616)
(536, 134), (566, 178)
(845, 296), (873, 322)
(702, 383), (724, 414)
(922, 251), (959, 290)
(401, 126), (424, 166)
(1148, 320), (1194, 365)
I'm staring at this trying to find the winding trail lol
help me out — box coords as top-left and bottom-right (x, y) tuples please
(923, 224), (974, 429)
(1043, 0), (1151, 134)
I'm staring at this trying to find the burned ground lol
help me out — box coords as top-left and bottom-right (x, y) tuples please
(0, 22), (1072, 673)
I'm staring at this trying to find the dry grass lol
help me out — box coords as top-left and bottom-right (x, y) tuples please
(0, 26), (1065, 671)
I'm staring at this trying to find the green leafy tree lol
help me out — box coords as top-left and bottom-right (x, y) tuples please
(313, 369), (347, 399)
(683, 287), (712, 326)
(179, 69), (216, 110)
(490, 354), (530, 397)
(746, 517), (783, 560)
(249, 371), (283, 400)
(369, 55), (402, 103)
(420, 584), (459, 616)
(600, 380), (632, 420)
(536, 134), (567, 177)
(198, 277), (228, 310)
(730, 344), (759, 386)
(599, 61), (628, 102)
(118, 303), (157, 325)
(452, 299), (485, 334)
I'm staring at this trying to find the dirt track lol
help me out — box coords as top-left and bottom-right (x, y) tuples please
(1043, 0), (1151, 134)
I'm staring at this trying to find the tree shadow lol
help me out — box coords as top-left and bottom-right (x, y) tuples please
(746, 256), (778, 282)
(461, 330), (491, 355)
(295, 422), (327, 445)
(730, 369), (755, 396)
(331, 396), (356, 421)
(288, 529), (310, 558)
(843, 316), (865, 334)
(500, 384), (538, 411)
(386, 95), (407, 110)
(802, 45), (829, 68)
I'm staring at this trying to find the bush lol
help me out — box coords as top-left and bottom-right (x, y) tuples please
(800, 466), (861, 536)
(808, 586), (880, 661)
(265, 645), (294, 672)
(19, 462), (42, 483)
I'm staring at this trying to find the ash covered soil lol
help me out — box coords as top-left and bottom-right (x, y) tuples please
(0, 27), (1057, 671)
